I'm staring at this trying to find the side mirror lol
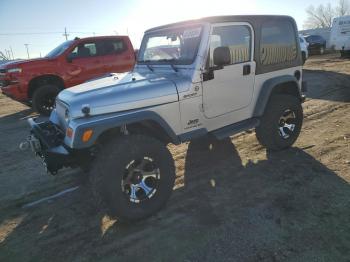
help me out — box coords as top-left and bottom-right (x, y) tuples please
(213, 46), (231, 67)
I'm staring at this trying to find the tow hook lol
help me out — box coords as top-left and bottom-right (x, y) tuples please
(19, 140), (30, 151)
(19, 135), (41, 152)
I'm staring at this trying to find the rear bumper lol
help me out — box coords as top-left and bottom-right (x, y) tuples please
(27, 118), (72, 174)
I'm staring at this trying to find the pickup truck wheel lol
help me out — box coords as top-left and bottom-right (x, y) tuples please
(319, 46), (325, 55)
(32, 84), (60, 116)
(89, 134), (175, 222)
(255, 94), (303, 151)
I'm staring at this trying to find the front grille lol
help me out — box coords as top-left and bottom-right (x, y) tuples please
(55, 99), (69, 131)
(0, 80), (9, 88)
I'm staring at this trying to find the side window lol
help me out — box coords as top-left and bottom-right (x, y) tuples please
(100, 39), (126, 55)
(70, 42), (97, 58)
(209, 24), (251, 67)
(260, 21), (297, 65)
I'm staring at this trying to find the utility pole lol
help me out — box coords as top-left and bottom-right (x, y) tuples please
(24, 44), (30, 59)
(63, 27), (69, 40)
(10, 46), (14, 60)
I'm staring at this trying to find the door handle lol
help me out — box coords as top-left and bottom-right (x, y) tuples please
(243, 64), (251, 75)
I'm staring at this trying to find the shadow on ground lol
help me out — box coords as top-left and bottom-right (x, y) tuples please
(304, 69), (350, 102)
(1, 137), (349, 261)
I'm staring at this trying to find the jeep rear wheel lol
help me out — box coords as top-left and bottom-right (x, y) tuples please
(32, 84), (60, 116)
(255, 94), (303, 151)
(89, 134), (175, 221)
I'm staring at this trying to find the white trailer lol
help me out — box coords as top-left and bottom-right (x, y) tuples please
(330, 16), (350, 56)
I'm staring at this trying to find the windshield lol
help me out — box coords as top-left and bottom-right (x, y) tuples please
(138, 25), (203, 65)
(45, 40), (73, 58)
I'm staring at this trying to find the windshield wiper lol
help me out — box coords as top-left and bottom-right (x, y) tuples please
(138, 60), (154, 72)
(146, 64), (154, 72)
(157, 59), (178, 72)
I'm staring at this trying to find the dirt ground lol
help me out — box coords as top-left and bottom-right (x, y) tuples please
(0, 54), (350, 262)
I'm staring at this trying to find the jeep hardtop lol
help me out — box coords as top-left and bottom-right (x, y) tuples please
(23, 15), (307, 221)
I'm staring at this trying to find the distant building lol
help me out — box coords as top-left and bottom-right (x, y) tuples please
(299, 27), (331, 48)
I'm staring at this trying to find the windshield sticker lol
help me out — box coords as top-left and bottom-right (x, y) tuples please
(183, 28), (201, 39)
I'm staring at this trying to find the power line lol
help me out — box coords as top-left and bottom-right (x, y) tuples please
(0, 31), (97, 36)
(0, 32), (62, 36)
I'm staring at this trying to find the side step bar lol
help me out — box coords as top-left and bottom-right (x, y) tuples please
(212, 118), (260, 140)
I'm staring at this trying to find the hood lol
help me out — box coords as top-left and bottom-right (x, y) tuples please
(57, 71), (185, 118)
(0, 58), (52, 69)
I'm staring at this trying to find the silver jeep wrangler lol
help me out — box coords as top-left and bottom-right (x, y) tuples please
(24, 15), (307, 221)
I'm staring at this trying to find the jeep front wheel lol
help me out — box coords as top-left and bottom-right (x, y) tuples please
(89, 134), (175, 221)
(255, 94), (303, 151)
(32, 84), (60, 116)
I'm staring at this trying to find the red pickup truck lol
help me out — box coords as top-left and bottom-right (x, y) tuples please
(0, 36), (135, 115)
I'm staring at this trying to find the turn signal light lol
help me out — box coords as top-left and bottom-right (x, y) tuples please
(82, 129), (93, 142)
(66, 127), (73, 138)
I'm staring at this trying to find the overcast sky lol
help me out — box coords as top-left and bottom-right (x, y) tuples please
(0, 0), (335, 59)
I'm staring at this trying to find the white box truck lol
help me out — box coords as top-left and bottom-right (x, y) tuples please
(330, 16), (350, 56)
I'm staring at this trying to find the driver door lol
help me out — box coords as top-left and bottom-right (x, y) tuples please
(66, 41), (103, 86)
(202, 22), (255, 119)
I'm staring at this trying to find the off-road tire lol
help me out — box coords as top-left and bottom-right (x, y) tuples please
(89, 134), (175, 222)
(32, 84), (60, 116)
(255, 94), (303, 151)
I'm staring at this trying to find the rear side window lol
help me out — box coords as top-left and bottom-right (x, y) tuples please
(209, 24), (251, 66)
(260, 21), (297, 65)
(100, 39), (126, 55)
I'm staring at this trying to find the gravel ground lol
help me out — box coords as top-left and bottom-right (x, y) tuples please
(0, 53), (350, 262)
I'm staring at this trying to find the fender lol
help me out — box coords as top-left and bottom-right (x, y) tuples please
(253, 75), (301, 117)
(64, 108), (180, 148)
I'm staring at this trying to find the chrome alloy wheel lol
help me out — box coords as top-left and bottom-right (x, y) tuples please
(121, 157), (160, 203)
(278, 109), (296, 139)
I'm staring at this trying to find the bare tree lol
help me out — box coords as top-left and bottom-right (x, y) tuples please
(304, 0), (350, 29)
(337, 0), (350, 16)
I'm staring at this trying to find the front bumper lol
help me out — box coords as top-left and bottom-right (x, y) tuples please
(1, 83), (27, 101)
(26, 118), (73, 174)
